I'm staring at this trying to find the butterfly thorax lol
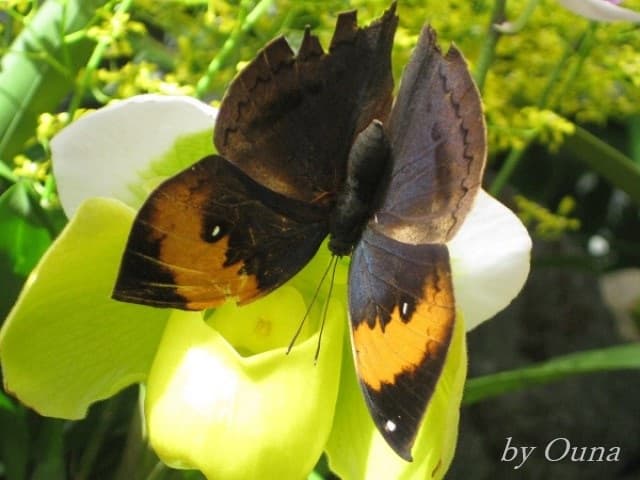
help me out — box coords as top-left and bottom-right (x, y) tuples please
(329, 120), (390, 256)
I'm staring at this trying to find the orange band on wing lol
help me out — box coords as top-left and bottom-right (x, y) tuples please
(145, 187), (260, 309)
(162, 236), (260, 310)
(351, 265), (454, 392)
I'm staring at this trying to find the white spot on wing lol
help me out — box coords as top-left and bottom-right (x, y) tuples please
(401, 302), (409, 316)
(385, 419), (397, 432)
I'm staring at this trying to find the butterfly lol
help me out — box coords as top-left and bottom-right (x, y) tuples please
(112, 2), (485, 462)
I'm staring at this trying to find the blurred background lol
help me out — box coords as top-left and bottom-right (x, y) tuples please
(1, 0), (639, 478)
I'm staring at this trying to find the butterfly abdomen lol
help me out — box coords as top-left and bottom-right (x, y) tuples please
(329, 120), (390, 256)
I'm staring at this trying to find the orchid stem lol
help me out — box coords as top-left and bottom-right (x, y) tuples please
(66, 0), (134, 122)
(494, 0), (540, 34)
(490, 22), (596, 196)
(76, 398), (119, 480)
(114, 388), (158, 480)
(474, 0), (507, 92)
(144, 462), (168, 480)
(195, 0), (275, 98)
(0, 160), (18, 183)
(538, 22), (596, 109)
(489, 146), (528, 196)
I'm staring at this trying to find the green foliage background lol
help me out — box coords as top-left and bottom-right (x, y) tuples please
(1, 0), (639, 478)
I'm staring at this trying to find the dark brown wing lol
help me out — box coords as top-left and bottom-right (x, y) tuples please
(376, 26), (486, 245)
(214, 3), (398, 204)
(347, 25), (486, 460)
(113, 155), (328, 310)
(348, 229), (455, 461)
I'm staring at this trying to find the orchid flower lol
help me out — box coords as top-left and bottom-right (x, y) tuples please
(495, 0), (640, 34)
(0, 95), (531, 479)
(557, 0), (640, 21)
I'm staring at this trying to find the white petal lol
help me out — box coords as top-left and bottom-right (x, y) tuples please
(51, 95), (217, 217)
(599, 268), (640, 341)
(557, 0), (640, 22)
(448, 190), (532, 330)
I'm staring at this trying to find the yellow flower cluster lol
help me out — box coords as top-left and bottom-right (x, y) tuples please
(515, 194), (581, 239)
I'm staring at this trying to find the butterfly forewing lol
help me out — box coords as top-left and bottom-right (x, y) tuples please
(113, 155), (327, 310)
(214, 4), (398, 204)
(378, 26), (486, 245)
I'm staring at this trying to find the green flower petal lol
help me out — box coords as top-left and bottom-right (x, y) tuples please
(208, 242), (349, 356)
(51, 95), (217, 217)
(448, 190), (532, 330)
(0, 198), (169, 419)
(207, 285), (316, 356)
(288, 241), (349, 299)
(325, 313), (467, 480)
(146, 288), (346, 479)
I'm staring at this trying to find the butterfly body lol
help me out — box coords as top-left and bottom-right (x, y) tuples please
(113, 2), (485, 462)
(329, 120), (390, 256)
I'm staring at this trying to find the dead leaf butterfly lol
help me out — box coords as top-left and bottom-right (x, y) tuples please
(113, 2), (486, 461)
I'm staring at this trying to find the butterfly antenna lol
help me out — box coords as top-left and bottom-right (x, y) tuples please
(287, 254), (335, 354)
(314, 255), (339, 365)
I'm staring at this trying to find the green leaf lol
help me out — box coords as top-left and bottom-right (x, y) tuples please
(0, 0), (108, 160)
(0, 162), (17, 183)
(31, 419), (65, 480)
(627, 114), (640, 166)
(561, 125), (640, 205)
(464, 343), (640, 405)
(0, 182), (53, 321)
(0, 406), (28, 480)
(0, 391), (15, 413)
(0, 182), (52, 276)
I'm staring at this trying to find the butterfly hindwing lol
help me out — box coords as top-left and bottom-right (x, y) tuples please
(113, 155), (328, 310)
(348, 229), (455, 461)
(214, 3), (398, 204)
